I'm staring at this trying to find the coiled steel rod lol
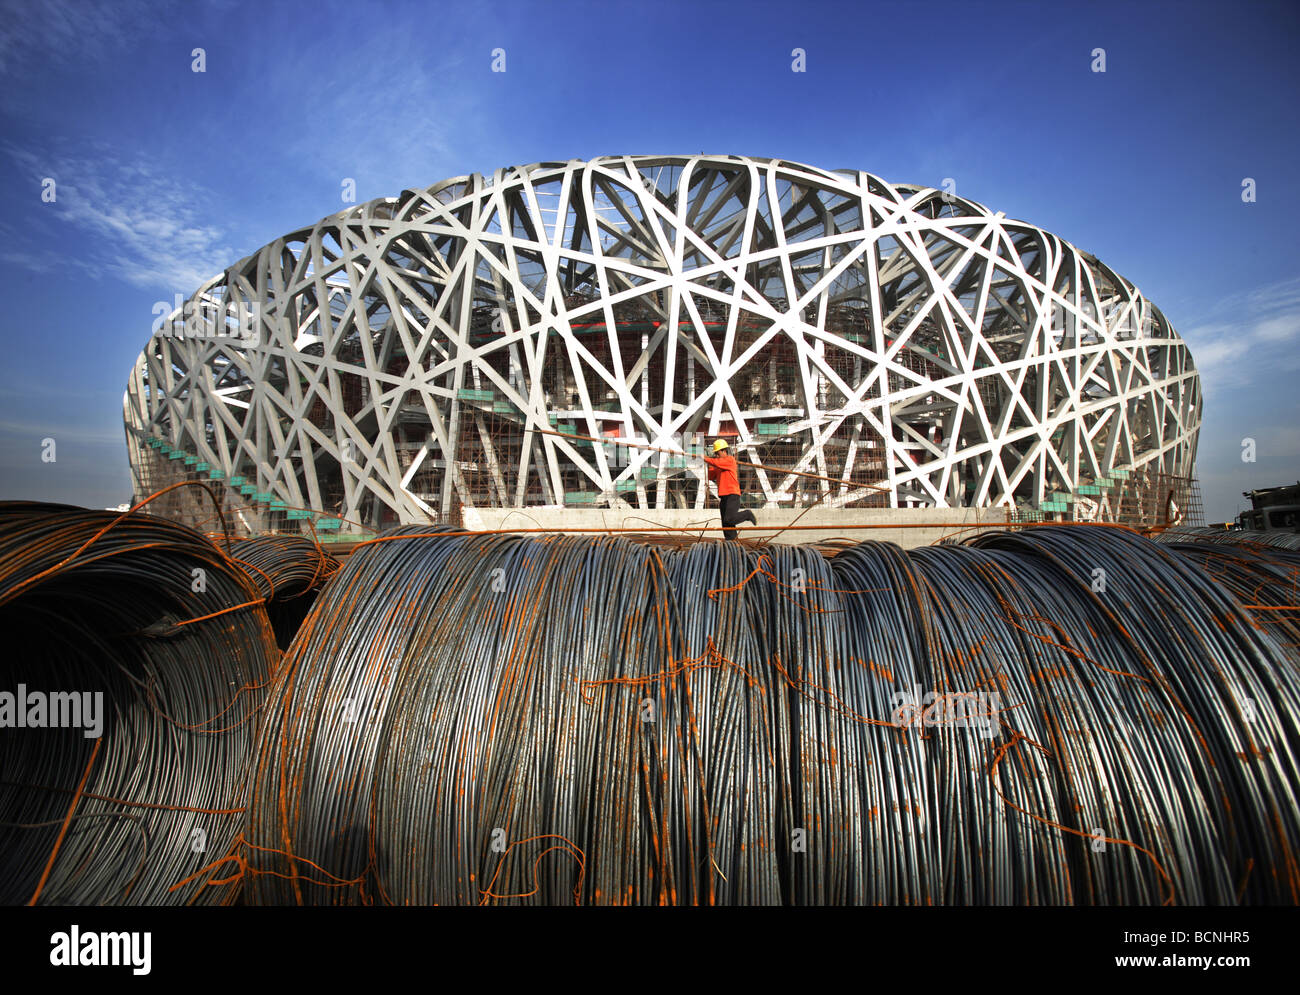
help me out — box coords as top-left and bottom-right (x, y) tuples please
(0, 502), (278, 905)
(228, 534), (340, 650)
(1156, 526), (1300, 551)
(243, 524), (1300, 905)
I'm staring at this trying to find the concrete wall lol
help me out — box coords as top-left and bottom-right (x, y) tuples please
(462, 505), (1012, 549)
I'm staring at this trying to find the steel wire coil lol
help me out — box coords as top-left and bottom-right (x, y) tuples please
(1156, 526), (1300, 551)
(227, 534), (340, 601)
(0, 502), (278, 905)
(967, 526), (1300, 903)
(1156, 542), (1300, 652)
(227, 534), (340, 649)
(243, 524), (1300, 905)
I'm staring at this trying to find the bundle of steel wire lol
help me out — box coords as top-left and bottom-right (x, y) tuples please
(244, 524), (1300, 905)
(0, 502), (278, 905)
(228, 535), (340, 649)
(228, 534), (340, 601)
(1156, 526), (1300, 550)
(1155, 541), (1300, 652)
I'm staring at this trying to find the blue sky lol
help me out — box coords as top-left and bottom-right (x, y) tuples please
(0, 0), (1296, 522)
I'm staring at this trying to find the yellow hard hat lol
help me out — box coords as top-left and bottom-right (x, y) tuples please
(712, 438), (728, 452)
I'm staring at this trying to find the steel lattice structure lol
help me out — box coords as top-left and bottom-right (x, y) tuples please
(124, 155), (1200, 529)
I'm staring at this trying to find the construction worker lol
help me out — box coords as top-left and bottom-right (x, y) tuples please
(701, 438), (757, 540)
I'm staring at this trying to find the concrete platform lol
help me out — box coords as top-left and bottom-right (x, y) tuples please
(460, 506), (1012, 549)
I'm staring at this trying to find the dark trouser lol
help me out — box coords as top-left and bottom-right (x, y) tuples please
(719, 493), (757, 540)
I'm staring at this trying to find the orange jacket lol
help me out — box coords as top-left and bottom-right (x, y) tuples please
(702, 453), (740, 496)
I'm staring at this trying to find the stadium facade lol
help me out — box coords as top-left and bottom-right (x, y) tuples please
(124, 155), (1201, 533)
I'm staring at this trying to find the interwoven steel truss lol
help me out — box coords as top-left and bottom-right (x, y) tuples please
(124, 155), (1201, 528)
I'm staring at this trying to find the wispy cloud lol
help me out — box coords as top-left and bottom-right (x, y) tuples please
(4, 139), (238, 293)
(0, 0), (170, 78)
(1181, 275), (1300, 391)
(265, 24), (486, 200)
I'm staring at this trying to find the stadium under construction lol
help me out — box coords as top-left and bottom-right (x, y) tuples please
(123, 155), (1203, 544)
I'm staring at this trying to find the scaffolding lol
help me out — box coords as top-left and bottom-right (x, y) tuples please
(131, 440), (265, 536)
(1110, 469), (1205, 529)
(442, 293), (892, 512)
(130, 433), (370, 540)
